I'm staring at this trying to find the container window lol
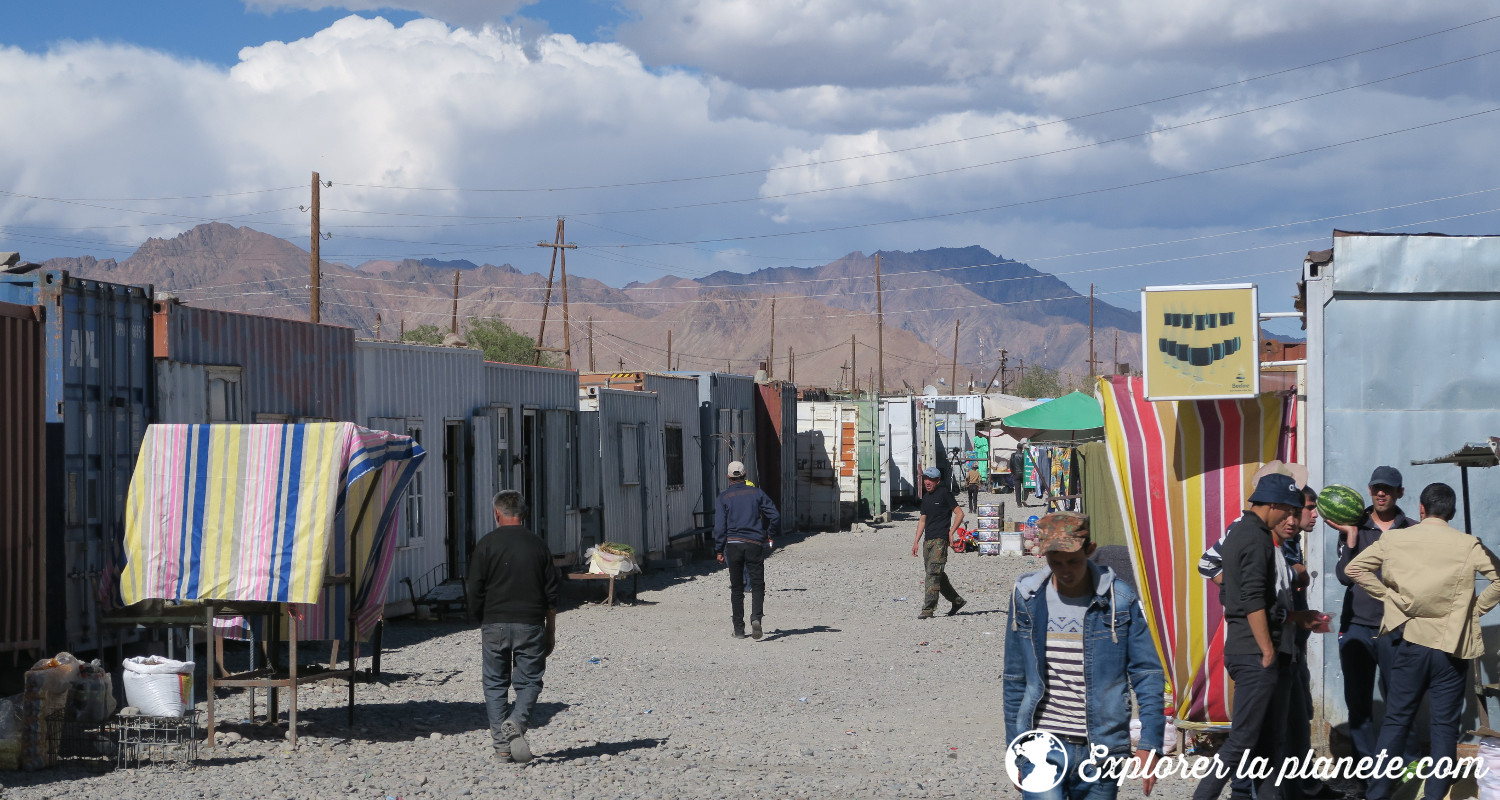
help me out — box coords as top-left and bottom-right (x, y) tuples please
(620, 424), (640, 486)
(665, 425), (684, 490)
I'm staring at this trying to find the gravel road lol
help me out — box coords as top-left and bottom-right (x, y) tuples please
(2, 490), (1197, 799)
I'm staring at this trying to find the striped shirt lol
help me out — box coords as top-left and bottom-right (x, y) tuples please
(1034, 581), (1090, 739)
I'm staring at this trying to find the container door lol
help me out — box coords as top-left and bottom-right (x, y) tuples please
(470, 412), (495, 549)
(543, 409), (575, 557)
(856, 401), (881, 520)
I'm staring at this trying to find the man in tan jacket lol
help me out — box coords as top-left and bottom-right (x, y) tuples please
(1344, 482), (1500, 800)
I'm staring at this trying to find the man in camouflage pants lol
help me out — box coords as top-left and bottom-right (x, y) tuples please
(911, 467), (967, 619)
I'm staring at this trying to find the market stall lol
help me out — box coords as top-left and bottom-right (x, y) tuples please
(121, 422), (424, 746)
(994, 391), (1105, 512)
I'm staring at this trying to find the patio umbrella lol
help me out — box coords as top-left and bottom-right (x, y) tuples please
(998, 390), (1105, 443)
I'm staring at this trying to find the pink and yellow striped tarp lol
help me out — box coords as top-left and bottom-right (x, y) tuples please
(122, 423), (424, 640)
(1099, 376), (1287, 724)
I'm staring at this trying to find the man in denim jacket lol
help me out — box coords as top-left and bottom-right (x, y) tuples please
(1004, 512), (1165, 799)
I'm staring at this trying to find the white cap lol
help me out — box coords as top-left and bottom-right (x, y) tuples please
(727, 461), (747, 478)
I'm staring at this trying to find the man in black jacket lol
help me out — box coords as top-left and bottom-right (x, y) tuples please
(714, 460), (781, 640)
(467, 490), (559, 763)
(1193, 473), (1305, 800)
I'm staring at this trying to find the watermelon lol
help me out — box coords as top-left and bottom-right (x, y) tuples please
(1317, 484), (1366, 525)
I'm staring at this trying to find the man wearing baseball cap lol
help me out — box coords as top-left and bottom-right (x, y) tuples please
(1004, 512), (1165, 798)
(911, 466), (967, 619)
(713, 460), (780, 640)
(1331, 465), (1416, 787)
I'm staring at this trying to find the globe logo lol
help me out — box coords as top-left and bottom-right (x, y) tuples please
(1004, 730), (1067, 792)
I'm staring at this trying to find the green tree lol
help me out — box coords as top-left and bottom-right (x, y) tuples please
(398, 324), (445, 345)
(1014, 363), (1064, 399)
(466, 316), (558, 367)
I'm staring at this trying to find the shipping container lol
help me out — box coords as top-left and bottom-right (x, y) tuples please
(795, 401), (842, 529)
(484, 360), (581, 562)
(669, 371), (758, 524)
(753, 381), (799, 535)
(153, 299), (356, 423)
(645, 374), (706, 545)
(579, 388), (666, 556)
(0, 301), (46, 656)
(848, 399), (883, 520)
(355, 341), (494, 614)
(0, 269), (154, 654)
(1301, 232), (1500, 744)
(883, 397), (918, 503)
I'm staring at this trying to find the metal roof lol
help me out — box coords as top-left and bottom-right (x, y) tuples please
(1410, 438), (1500, 468)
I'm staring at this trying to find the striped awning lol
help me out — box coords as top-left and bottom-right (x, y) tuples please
(1098, 376), (1289, 724)
(121, 423), (424, 639)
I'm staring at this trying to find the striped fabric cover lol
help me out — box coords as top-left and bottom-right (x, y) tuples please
(122, 423), (424, 639)
(1098, 376), (1286, 724)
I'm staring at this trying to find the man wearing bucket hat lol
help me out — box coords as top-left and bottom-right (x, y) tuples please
(1193, 473), (1312, 800)
(1003, 512), (1165, 798)
(912, 466), (967, 619)
(714, 460), (780, 640)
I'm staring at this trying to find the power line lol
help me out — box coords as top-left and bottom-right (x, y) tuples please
(329, 13), (1500, 195)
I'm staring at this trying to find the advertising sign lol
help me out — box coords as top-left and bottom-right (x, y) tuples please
(1142, 284), (1260, 401)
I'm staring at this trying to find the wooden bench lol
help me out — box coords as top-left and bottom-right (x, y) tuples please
(567, 571), (640, 606)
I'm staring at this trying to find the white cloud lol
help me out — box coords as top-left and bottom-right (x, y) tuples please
(243, 0), (536, 30)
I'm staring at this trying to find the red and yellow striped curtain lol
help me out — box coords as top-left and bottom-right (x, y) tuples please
(1098, 376), (1287, 724)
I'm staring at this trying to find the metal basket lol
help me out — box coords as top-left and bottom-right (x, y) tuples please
(115, 710), (200, 769)
(43, 711), (116, 772)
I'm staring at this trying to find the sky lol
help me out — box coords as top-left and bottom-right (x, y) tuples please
(2, 1), (1497, 336)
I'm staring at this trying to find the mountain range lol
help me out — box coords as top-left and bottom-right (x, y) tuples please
(38, 223), (1144, 391)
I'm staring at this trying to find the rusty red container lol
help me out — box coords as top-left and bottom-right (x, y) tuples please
(0, 301), (47, 655)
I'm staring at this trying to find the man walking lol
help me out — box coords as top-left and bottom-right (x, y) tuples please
(467, 490), (559, 763)
(1332, 466), (1416, 782)
(714, 460), (780, 640)
(965, 461), (983, 514)
(1003, 512), (1165, 799)
(1193, 473), (1307, 800)
(912, 466), (966, 619)
(1346, 483), (1500, 800)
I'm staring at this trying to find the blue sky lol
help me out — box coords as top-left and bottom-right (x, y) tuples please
(1, 0), (1496, 345)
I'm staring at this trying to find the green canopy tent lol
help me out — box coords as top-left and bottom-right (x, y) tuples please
(996, 391), (1105, 443)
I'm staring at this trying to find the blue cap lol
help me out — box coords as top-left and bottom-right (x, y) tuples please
(1368, 466), (1402, 489)
(1248, 473), (1302, 507)
(922, 467), (941, 480)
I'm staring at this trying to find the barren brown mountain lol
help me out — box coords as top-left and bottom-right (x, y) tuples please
(41, 224), (1142, 391)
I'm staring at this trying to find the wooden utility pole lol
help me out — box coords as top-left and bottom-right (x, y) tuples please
(999, 348), (1009, 393)
(789, 347), (795, 383)
(667, 330), (673, 372)
(374, 313), (382, 340)
(400, 317), (405, 338)
(768, 296), (776, 380)
(588, 317), (596, 372)
(450, 270), (461, 335)
(850, 334), (858, 396)
(875, 253), (884, 396)
(985, 360), (1003, 394)
(1087, 282), (1099, 378)
(309, 171), (321, 324)
(534, 219), (577, 367)
(1113, 330), (1120, 376)
(618, 356), (625, 370)
(950, 319), (960, 395)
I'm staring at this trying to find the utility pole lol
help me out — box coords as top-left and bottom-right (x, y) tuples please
(875, 253), (884, 396)
(851, 334), (858, 397)
(450, 270), (460, 335)
(667, 329), (673, 372)
(950, 319), (960, 395)
(999, 348), (1008, 393)
(534, 219), (577, 367)
(1113, 330), (1120, 376)
(789, 347), (795, 383)
(309, 171), (321, 324)
(588, 317), (595, 372)
(618, 356), (625, 370)
(400, 317), (405, 338)
(374, 313), (382, 340)
(1087, 282), (1099, 378)
(768, 296), (776, 380)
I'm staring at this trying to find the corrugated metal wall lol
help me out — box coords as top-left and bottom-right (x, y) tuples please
(0, 301), (47, 655)
(591, 389), (666, 556)
(754, 381), (799, 534)
(356, 341), (491, 611)
(153, 300), (356, 422)
(1304, 233), (1500, 740)
(672, 371), (758, 523)
(884, 398), (917, 502)
(645, 374), (705, 541)
(796, 401), (846, 529)
(0, 270), (154, 654)
(483, 361), (579, 560)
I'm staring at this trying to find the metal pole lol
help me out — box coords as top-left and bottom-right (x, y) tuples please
(950, 319), (960, 395)
(875, 253), (884, 395)
(310, 171), (321, 323)
(1463, 464), (1472, 534)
